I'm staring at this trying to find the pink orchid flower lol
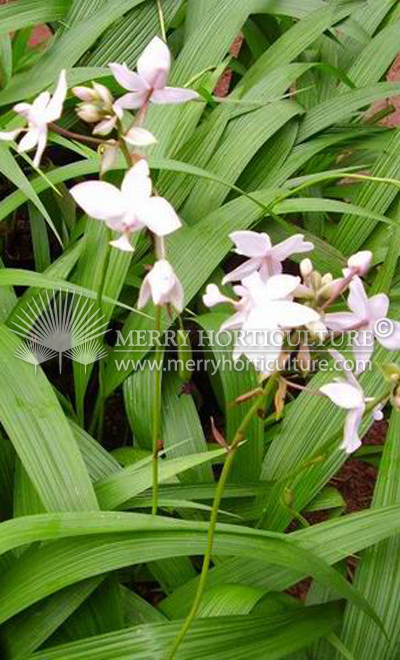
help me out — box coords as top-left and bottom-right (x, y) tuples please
(222, 231), (314, 284)
(138, 259), (184, 311)
(70, 160), (181, 252)
(320, 350), (383, 453)
(0, 70), (67, 167)
(109, 37), (198, 111)
(325, 277), (400, 368)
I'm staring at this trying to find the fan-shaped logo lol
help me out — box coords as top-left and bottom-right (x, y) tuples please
(12, 289), (108, 373)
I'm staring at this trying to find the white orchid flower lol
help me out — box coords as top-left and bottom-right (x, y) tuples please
(138, 259), (184, 311)
(320, 350), (381, 453)
(325, 277), (400, 368)
(233, 274), (320, 372)
(222, 231), (314, 284)
(203, 272), (272, 332)
(70, 160), (181, 252)
(0, 70), (67, 167)
(109, 37), (198, 111)
(205, 273), (320, 372)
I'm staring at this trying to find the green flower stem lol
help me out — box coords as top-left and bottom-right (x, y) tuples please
(166, 374), (279, 660)
(92, 234), (112, 438)
(152, 304), (163, 516)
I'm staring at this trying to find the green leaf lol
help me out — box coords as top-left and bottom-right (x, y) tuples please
(0, 143), (62, 244)
(298, 83), (400, 142)
(0, 325), (98, 512)
(340, 410), (400, 657)
(94, 449), (224, 510)
(0, 512), (380, 628)
(0, 0), (148, 107)
(32, 603), (343, 660)
(0, 0), (68, 36)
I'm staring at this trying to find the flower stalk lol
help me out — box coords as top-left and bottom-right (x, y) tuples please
(166, 373), (279, 659)
(152, 304), (163, 515)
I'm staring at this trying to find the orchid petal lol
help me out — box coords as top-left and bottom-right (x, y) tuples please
(347, 277), (369, 319)
(264, 274), (300, 301)
(92, 116), (117, 136)
(267, 300), (320, 328)
(109, 63), (149, 92)
(100, 143), (119, 176)
(271, 234), (314, 261)
(203, 284), (232, 308)
(229, 230), (271, 257)
(114, 92), (148, 111)
(342, 406), (364, 453)
(32, 128), (48, 167)
(45, 70), (67, 122)
(170, 278), (184, 312)
(13, 102), (31, 118)
(145, 259), (182, 307)
(137, 36), (170, 89)
(368, 293), (389, 322)
(137, 197), (181, 236)
(238, 316), (284, 372)
(18, 128), (40, 153)
(70, 180), (126, 222)
(373, 404), (384, 422)
(121, 161), (152, 200)
(320, 382), (364, 409)
(31, 92), (51, 119)
(220, 311), (248, 332)
(0, 128), (24, 141)
(123, 127), (157, 146)
(352, 330), (374, 371)
(222, 258), (262, 285)
(137, 275), (151, 308)
(109, 234), (134, 252)
(325, 311), (359, 331)
(377, 319), (400, 351)
(151, 87), (198, 104)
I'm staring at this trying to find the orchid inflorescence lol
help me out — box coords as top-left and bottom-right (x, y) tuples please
(1, 35), (399, 457)
(3, 29), (400, 660)
(0, 37), (197, 312)
(203, 230), (400, 453)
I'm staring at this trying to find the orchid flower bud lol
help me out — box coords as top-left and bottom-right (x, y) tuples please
(321, 273), (333, 286)
(77, 104), (103, 123)
(72, 86), (98, 102)
(300, 258), (313, 279)
(347, 250), (372, 276)
(310, 271), (322, 291)
(92, 82), (113, 106)
(123, 127), (157, 147)
(318, 277), (344, 300)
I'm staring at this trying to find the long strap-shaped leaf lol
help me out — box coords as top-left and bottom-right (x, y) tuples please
(161, 503), (400, 619)
(0, 512), (382, 628)
(31, 603), (343, 660)
(0, 325), (98, 511)
(340, 411), (400, 657)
